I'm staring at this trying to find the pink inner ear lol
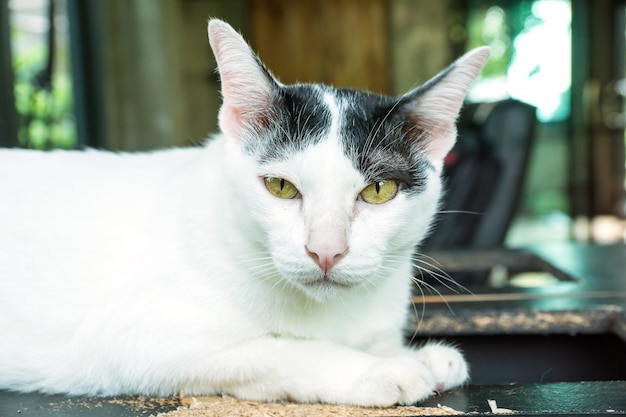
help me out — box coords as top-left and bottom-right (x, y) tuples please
(219, 106), (244, 141)
(219, 99), (274, 143)
(407, 112), (457, 165)
(219, 99), (275, 143)
(425, 129), (456, 162)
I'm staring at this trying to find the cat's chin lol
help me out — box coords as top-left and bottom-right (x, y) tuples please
(299, 280), (349, 303)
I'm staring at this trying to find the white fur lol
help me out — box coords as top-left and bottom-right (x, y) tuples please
(0, 19), (488, 406)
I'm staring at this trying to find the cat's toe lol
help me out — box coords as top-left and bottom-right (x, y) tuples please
(414, 342), (469, 391)
(348, 356), (436, 407)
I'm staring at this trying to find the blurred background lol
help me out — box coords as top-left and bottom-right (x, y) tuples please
(1, 0), (625, 247)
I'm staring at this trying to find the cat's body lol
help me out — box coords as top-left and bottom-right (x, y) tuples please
(0, 20), (489, 406)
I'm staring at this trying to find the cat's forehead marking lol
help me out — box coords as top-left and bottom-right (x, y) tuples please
(253, 84), (428, 195)
(322, 91), (341, 144)
(248, 84), (331, 161)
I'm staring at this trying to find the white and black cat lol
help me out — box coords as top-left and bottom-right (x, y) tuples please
(0, 20), (489, 407)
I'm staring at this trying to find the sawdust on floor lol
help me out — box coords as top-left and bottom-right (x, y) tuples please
(152, 395), (464, 417)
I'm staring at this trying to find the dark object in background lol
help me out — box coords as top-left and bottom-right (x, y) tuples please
(424, 99), (537, 249)
(421, 99), (536, 286)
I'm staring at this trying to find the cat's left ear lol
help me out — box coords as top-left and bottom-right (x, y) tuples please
(398, 47), (490, 167)
(208, 19), (280, 142)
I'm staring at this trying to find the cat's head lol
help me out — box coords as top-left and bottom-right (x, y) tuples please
(208, 19), (489, 303)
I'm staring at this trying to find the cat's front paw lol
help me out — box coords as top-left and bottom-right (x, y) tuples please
(414, 342), (469, 392)
(345, 356), (436, 407)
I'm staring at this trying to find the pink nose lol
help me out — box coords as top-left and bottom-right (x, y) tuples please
(305, 242), (348, 273)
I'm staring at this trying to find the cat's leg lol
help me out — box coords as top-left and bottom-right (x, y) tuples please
(187, 336), (439, 407)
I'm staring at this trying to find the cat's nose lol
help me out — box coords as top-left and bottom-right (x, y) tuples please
(305, 241), (348, 273)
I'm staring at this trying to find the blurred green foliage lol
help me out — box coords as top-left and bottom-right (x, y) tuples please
(466, 1), (535, 80)
(12, 46), (76, 149)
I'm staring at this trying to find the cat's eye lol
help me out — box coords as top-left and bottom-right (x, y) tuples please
(264, 177), (299, 199)
(359, 180), (398, 204)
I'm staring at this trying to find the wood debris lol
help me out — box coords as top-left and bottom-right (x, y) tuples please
(487, 399), (515, 414)
(150, 395), (466, 417)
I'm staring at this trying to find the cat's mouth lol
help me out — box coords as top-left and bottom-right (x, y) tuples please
(303, 278), (353, 288)
(294, 271), (364, 302)
(276, 261), (366, 295)
(300, 272), (357, 289)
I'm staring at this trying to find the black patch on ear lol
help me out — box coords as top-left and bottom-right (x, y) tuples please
(334, 88), (432, 195)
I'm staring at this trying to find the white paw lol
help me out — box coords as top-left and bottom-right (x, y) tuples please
(346, 355), (436, 407)
(414, 342), (469, 391)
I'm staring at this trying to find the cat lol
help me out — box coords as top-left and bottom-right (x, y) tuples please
(0, 19), (489, 407)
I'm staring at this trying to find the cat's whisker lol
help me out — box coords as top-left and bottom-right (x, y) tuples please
(411, 252), (474, 297)
(413, 265), (462, 295)
(382, 250), (461, 290)
(247, 268), (278, 281)
(377, 257), (457, 317)
(381, 253), (471, 313)
(240, 261), (275, 271)
(254, 273), (294, 296)
(271, 275), (293, 294)
(407, 272), (427, 345)
(381, 252), (448, 282)
(409, 255), (458, 287)
(238, 254), (274, 264)
(240, 258), (277, 275)
(238, 258), (281, 278)
(413, 261), (472, 297)
(410, 275), (456, 315)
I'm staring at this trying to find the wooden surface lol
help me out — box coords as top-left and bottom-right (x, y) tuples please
(248, 0), (391, 93)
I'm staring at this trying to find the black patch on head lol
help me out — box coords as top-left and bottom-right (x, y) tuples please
(243, 82), (433, 197)
(333, 88), (432, 195)
(245, 84), (332, 161)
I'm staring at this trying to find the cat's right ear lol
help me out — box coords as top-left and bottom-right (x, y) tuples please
(398, 47), (490, 169)
(208, 19), (279, 142)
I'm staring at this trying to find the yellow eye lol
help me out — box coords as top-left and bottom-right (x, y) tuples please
(359, 180), (398, 204)
(264, 177), (299, 199)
